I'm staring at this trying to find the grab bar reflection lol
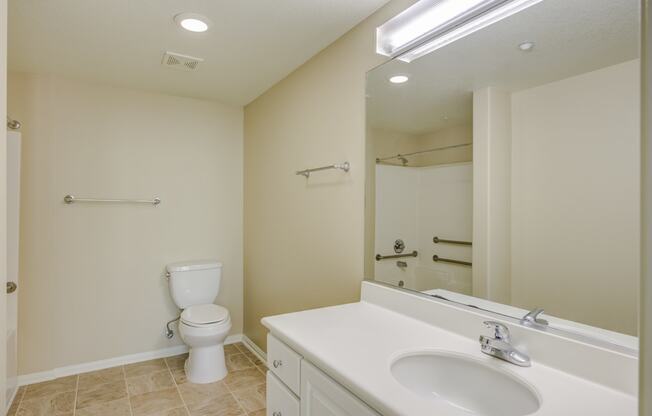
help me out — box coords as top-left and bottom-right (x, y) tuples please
(433, 236), (472, 246)
(376, 251), (418, 261)
(433, 255), (472, 266)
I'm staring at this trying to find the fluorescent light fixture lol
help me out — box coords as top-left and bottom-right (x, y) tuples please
(389, 75), (410, 84)
(174, 13), (210, 33)
(376, 0), (543, 62)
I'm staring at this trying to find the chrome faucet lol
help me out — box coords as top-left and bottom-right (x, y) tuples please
(479, 321), (531, 367)
(520, 308), (549, 328)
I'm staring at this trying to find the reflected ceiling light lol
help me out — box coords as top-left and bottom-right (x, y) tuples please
(389, 75), (410, 84)
(518, 41), (535, 51)
(376, 0), (544, 62)
(175, 13), (210, 32)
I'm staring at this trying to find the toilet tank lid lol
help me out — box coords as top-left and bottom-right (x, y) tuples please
(166, 260), (222, 273)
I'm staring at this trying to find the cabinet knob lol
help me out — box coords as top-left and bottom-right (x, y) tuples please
(273, 359), (283, 368)
(273, 412), (282, 416)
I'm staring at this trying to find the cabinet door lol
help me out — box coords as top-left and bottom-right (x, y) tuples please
(268, 334), (302, 395)
(267, 371), (300, 416)
(300, 361), (380, 416)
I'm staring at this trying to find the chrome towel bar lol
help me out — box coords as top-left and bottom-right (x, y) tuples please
(433, 255), (471, 266)
(376, 251), (418, 261)
(296, 162), (350, 178)
(64, 195), (161, 206)
(433, 236), (472, 246)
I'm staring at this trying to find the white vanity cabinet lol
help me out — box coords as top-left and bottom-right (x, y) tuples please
(267, 370), (300, 416)
(266, 334), (381, 416)
(300, 361), (381, 416)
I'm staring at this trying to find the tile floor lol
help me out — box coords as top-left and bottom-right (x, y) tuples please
(8, 342), (267, 416)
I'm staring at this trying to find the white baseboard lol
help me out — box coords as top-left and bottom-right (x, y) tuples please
(17, 334), (243, 387)
(242, 334), (267, 363)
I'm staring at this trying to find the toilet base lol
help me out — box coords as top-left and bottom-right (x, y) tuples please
(185, 344), (228, 384)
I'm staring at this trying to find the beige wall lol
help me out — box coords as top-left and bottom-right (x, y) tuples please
(411, 125), (472, 166)
(243, 0), (417, 351)
(370, 128), (418, 164)
(9, 73), (244, 374)
(510, 60), (640, 335)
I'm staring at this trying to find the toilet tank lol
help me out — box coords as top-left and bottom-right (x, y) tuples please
(167, 260), (222, 309)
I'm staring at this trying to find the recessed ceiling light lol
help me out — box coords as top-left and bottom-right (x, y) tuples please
(389, 75), (409, 84)
(174, 13), (210, 33)
(518, 41), (535, 51)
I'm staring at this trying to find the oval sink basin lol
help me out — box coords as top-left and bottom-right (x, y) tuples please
(391, 352), (540, 416)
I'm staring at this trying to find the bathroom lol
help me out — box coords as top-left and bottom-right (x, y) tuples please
(0, 0), (650, 415)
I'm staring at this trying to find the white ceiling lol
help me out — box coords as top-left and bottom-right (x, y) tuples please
(8, 0), (391, 105)
(367, 0), (639, 134)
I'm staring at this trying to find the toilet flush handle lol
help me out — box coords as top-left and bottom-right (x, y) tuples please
(273, 359), (283, 368)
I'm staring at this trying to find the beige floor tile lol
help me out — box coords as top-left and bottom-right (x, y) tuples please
(78, 366), (125, 390)
(127, 370), (175, 395)
(125, 359), (169, 378)
(233, 343), (247, 353)
(17, 390), (75, 416)
(7, 386), (26, 416)
(241, 350), (263, 366)
(164, 354), (188, 371)
(223, 368), (265, 391)
(147, 408), (189, 416)
(226, 354), (255, 372)
(7, 400), (19, 416)
(76, 379), (127, 409)
(74, 397), (131, 416)
(186, 393), (244, 416)
(231, 384), (266, 413)
(247, 410), (266, 416)
(129, 387), (184, 416)
(224, 344), (241, 357)
(23, 376), (78, 401)
(170, 368), (187, 385)
(178, 381), (230, 409)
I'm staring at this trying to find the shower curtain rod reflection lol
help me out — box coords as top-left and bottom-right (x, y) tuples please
(375, 142), (472, 164)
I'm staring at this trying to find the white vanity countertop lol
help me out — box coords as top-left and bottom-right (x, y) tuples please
(262, 301), (637, 416)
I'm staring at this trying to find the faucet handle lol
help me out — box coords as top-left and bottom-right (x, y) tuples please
(483, 321), (511, 342)
(521, 308), (549, 327)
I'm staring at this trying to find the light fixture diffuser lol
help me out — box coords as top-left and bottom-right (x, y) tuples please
(389, 75), (410, 84)
(376, 0), (543, 62)
(174, 13), (211, 33)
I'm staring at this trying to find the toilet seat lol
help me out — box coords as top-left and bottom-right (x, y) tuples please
(181, 304), (229, 328)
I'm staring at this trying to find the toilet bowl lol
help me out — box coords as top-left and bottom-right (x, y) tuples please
(166, 260), (231, 384)
(179, 304), (232, 383)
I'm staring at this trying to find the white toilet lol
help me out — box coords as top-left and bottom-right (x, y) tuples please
(166, 260), (232, 384)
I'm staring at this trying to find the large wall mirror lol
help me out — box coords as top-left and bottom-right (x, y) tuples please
(365, 0), (640, 349)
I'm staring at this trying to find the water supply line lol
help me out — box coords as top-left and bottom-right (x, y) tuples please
(165, 316), (180, 339)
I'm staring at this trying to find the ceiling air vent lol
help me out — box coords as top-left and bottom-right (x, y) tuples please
(161, 51), (203, 71)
